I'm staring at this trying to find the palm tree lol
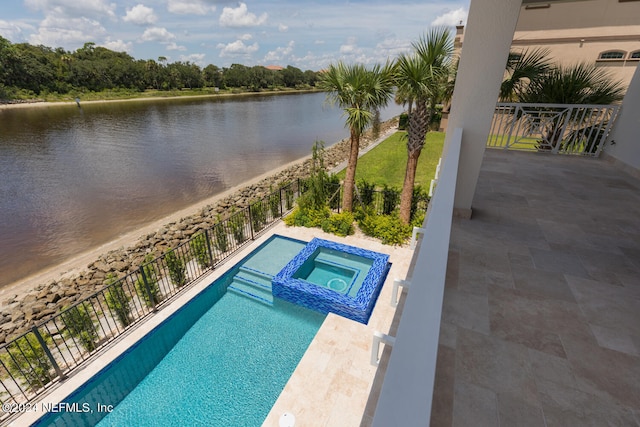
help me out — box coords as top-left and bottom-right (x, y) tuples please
(500, 47), (552, 102)
(518, 63), (624, 151)
(319, 62), (395, 212)
(395, 27), (454, 224)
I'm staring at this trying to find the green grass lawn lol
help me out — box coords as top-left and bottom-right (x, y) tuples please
(336, 131), (446, 189)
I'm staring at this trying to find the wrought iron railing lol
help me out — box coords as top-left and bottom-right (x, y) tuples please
(323, 182), (430, 218)
(487, 103), (620, 156)
(0, 179), (303, 420)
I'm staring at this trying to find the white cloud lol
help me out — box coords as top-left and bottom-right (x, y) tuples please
(375, 37), (411, 58)
(123, 4), (157, 26)
(167, 42), (187, 51)
(216, 39), (259, 57)
(141, 27), (176, 42)
(179, 52), (206, 65)
(239, 33), (252, 41)
(168, 0), (215, 15)
(278, 23), (288, 32)
(431, 7), (468, 27)
(101, 38), (132, 53)
(220, 3), (267, 28)
(28, 15), (107, 48)
(264, 40), (294, 62)
(339, 37), (361, 55)
(24, 0), (117, 20)
(0, 20), (33, 42)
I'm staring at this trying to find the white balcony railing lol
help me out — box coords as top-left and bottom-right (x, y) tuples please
(487, 103), (620, 157)
(371, 127), (462, 427)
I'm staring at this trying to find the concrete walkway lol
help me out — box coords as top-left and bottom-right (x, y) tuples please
(431, 150), (640, 426)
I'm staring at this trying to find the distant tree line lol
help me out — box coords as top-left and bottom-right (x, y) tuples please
(0, 36), (321, 100)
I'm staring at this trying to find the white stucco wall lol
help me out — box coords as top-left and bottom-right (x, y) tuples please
(604, 63), (640, 173)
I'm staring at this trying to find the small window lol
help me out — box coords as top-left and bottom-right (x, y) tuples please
(630, 51), (640, 60)
(599, 51), (625, 60)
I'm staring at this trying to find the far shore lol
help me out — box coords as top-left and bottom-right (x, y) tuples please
(0, 88), (320, 111)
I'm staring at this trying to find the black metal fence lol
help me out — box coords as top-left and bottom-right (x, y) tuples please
(0, 179), (302, 419)
(0, 178), (429, 418)
(324, 181), (430, 219)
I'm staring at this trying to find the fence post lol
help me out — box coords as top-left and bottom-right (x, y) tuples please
(203, 229), (215, 268)
(139, 265), (157, 312)
(247, 206), (255, 240)
(31, 326), (66, 380)
(279, 188), (284, 217)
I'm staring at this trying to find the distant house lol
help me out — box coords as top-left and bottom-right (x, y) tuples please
(264, 65), (284, 71)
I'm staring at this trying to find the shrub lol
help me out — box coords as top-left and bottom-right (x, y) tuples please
(321, 212), (355, 237)
(269, 191), (281, 219)
(284, 206), (330, 228)
(410, 185), (428, 222)
(190, 233), (212, 268)
(165, 249), (187, 288)
(135, 255), (161, 308)
(0, 332), (54, 392)
(250, 201), (267, 232)
(301, 140), (329, 210)
(325, 174), (341, 210)
(104, 274), (132, 327)
(382, 185), (400, 215)
(213, 221), (229, 253)
(229, 210), (247, 245)
(357, 180), (376, 207)
(61, 302), (99, 352)
(398, 112), (409, 130)
(358, 213), (412, 245)
(284, 187), (295, 210)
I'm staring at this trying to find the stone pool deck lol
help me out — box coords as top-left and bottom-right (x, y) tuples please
(13, 222), (411, 427)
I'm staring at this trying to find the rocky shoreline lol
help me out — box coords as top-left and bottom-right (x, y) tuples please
(0, 118), (399, 344)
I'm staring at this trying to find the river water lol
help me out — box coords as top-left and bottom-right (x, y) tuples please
(0, 92), (403, 288)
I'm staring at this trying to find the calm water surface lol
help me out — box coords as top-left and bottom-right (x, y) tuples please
(0, 92), (402, 287)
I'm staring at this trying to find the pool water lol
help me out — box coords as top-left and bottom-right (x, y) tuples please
(35, 235), (325, 427)
(293, 247), (374, 297)
(97, 295), (324, 427)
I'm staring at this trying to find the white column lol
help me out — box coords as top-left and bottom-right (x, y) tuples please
(443, 0), (522, 217)
(603, 63), (640, 175)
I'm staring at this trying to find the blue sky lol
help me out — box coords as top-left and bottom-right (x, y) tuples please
(0, 1), (469, 70)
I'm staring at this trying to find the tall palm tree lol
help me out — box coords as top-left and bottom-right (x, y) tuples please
(319, 61), (395, 212)
(395, 27), (454, 224)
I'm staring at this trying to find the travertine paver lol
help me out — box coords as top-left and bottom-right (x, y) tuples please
(431, 150), (640, 427)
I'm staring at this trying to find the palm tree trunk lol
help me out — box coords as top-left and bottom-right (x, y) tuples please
(342, 129), (359, 212)
(399, 151), (420, 224)
(399, 102), (429, 224)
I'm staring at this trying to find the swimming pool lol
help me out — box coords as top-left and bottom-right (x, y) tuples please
(34, 235), (325, 427)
